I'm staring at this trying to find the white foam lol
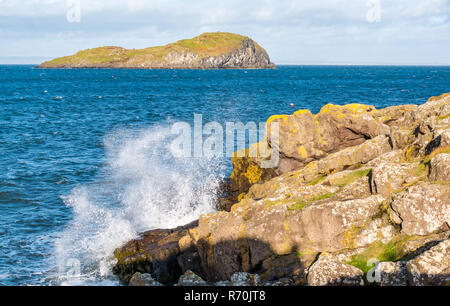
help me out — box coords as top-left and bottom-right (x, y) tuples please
(52, 124), (224, 285)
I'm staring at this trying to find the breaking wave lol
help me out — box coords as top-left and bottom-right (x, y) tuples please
(52, 124), (225, 285)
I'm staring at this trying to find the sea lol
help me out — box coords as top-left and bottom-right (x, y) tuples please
(0, 65), (448, 285)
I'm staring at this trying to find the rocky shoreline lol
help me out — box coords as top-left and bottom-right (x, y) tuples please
(113, 93), (450, 286)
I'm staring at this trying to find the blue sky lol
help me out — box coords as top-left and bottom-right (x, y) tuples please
(0, 0), (449, 65)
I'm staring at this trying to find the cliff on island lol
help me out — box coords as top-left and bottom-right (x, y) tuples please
(38, 32), (275, 69)
(113, 93), (450, 286)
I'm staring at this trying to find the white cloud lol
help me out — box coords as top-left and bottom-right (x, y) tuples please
(0, 0), (449, 64)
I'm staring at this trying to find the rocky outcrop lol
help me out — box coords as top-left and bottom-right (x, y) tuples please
(39, 32), (275, 69)
(406, 239), (450, 286)
(391, 183), (450, 236)
(112, 93), (450, 286)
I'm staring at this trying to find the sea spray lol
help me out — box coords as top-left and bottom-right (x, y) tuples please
(53, 124), (225, 285)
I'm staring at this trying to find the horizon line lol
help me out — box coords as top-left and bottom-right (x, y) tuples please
(1, 63), (449, 67)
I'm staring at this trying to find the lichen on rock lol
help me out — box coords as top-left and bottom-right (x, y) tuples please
(112, 93), (450, 286)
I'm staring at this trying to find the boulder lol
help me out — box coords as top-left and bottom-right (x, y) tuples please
(391, 183), (450, 236)
(112, 221), (198, 284)
(371, 162), (420, 198)
(409, 93), (450, 125)
(129, 272), (163, 286)
(287, 195), (386, 251)
(177, 270), (208, 286)
(425, 129), (450, 156)
(229, 272), (261, 286)
(406, 239), (450, 286)
(429, 153), (450, 182)
(375, 262), (408, 286)
(229, 104), (391, 195)
(307, 253), (365, 286)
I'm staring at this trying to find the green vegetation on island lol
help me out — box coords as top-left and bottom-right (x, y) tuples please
(39, 32), (275, 69)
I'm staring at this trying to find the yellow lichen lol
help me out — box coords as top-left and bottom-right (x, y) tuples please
(237, 193), (246, 202)
(267, 114), (288, 126)
(294, 109), (311, 116)
(298, 146), (308, 159)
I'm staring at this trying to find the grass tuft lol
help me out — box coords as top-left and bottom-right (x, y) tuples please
(333, 169), (372, 188)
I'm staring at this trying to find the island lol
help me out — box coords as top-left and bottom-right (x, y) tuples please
(112, 93), (450, 286)
(38, 32), (275, 69)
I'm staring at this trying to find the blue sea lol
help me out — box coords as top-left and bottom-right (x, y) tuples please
(0, 65), (448, 286)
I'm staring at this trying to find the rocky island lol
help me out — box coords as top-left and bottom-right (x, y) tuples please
(38, 32), (275, 69)
(113, 93), (449, 286)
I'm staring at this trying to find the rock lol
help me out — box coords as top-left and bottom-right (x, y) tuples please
(262, 277), (300, 286)
(425, 129), (450, 156)
(267, 105), (390, 172)
(213, 280), (231, 286)
(429, 153), (450, 182)
(439, 128), (450, 147)
(406, 239), (450, 286)
(410, 93), (450, 125)
(366, 150), (405, 166)
(194, 212), (250, 282)
(39, 32), (275, 69)
(129, 272), (163, 286)
(229, 105), (391, 195)
(353, 218), (397, 248)
(315, 135), (392, 175)
(371, 162), (419, 198)
(375, 262), (408, 286)
(230, 272), (261, 286)
(112, 221), (198, 284)
(260, 253), (314, 283)
(229, 141), (276, 195)
(375, 104), (418, 128)
(409, 94), (450, 155)
(288, 195), (386, 251)
(391, 183), (450, 236)
(307, 253), (365, 286)
(177, 270), (208, 286)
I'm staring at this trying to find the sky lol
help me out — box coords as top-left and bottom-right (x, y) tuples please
(0, 0), (449, 65)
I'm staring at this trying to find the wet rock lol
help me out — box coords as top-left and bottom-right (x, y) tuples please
(112, 221), (198, 284)
(391, 183), (450, 236)
(129, 272), (163, 286)
(406, 239), (450, 286)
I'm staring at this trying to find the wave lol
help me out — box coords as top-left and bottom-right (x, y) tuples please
(51, 123), (225, 285)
